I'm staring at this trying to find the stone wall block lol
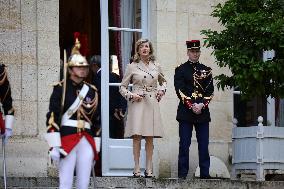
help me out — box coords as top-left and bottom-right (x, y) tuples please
(9, 31), (24, 65)
(11, 99), (22, 136)
(188, 14), (220, 34)
(175, 42), (188, 65)
(0, 32), (11, 63)
(7, 64), (21, 101)
(1, 138), (48, 177)
(176, 12), (188, 43)
(0, 0), (10, 31)
(21, 0), (37, 31)
(209, 100), (233, 141)
(38, 65), (60, 102)
(156, 42), (177, 69)
(0, 31), (21, 65)
(0, 0), (21, 32)
(176, 0), (190, 13)
(156, 0), (176, 12)
(38, 101), (49, 136)
(22, 64), (37, 101)
(37, 31), (60, 66)
(187, 0), (223, 15)
(21, 31), (37, 65)
(21, 100), (38, 136)
(157, 11), (176, 43)
(37, 0), (59, 32)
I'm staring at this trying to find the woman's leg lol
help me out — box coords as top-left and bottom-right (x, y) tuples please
(59, 147), (77, 189)
(133, 135), (142, 174)
(145, 136), (154, 174)
(75, 137), (94, 189)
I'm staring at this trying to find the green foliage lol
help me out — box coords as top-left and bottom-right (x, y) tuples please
(201, 0), (284, 99)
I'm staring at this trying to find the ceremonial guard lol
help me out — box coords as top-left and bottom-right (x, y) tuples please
(45, 33), (99, 189)
(0, 64), (15, 141)
(174, 40), (214, 179)
(0, 64), (15, 189)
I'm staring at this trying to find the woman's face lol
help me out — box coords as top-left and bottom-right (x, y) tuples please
(70, 66), (89, 78)
(138, 42), (150, 58)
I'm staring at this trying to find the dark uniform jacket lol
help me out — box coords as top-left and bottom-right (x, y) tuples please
(174, 60), (214, 123)
(93, 70), (126, 116)
(46, 78), (99, 159)
(93, 70), (127, 138)
(0, 64), (14, 116)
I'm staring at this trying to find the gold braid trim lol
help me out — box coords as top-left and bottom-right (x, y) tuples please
(0, 69), (7, 86)
(49, 80), (64, 87)
(47, 112), (60, 131)
(179, 90), (191, 103)
(2, 85), (10, 103)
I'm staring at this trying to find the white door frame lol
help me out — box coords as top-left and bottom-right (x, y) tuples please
(100, 0), (149, 176)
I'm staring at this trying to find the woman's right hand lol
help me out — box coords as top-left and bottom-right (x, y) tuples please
(132, 93), (143, 102)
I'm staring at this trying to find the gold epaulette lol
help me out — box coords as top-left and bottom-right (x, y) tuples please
(83, 81), (98, 91)
(49, 80), (64, 87)
(0, 67), (7, 86)
(175, 63), (184, 68)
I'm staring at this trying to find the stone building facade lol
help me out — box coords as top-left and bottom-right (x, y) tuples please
(0, 0), (232, 178)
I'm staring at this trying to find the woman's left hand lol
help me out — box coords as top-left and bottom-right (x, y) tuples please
(156, 90), (165, 102)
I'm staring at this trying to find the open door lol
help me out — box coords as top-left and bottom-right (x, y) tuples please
(100, 0), (150, 176)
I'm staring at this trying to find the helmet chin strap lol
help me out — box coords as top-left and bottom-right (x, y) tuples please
(69, 71), (85, 83)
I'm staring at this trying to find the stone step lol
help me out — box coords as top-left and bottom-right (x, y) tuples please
(1, 177), (284, 189)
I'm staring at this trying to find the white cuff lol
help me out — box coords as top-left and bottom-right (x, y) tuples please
(5, 115), (14, 130)
(44, 132), (61, 147)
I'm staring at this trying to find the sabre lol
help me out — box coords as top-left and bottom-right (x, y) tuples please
(91, 162), (96, 188)
(2, 135), (7, 189)
(61, 49), (68, 112)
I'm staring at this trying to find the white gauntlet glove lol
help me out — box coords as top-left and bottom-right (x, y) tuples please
(4, 128), (12, 143)
(44, 132), (62, 167)
(49, 147), (60, 167)
(3, 115), (14, 143)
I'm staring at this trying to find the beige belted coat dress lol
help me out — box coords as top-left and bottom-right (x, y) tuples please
(119, 61), (167, 138)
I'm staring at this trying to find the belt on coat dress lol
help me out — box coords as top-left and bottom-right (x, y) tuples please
(61, 119), (91, 129)
(133, 86), (157, 92)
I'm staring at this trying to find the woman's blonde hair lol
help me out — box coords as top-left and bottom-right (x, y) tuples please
(133, 38), (155, 63)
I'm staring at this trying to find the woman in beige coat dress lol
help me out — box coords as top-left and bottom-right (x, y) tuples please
(119, 39), (167, 178)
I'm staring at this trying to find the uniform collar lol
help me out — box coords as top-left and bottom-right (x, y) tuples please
(188, 60), (199, 64)
(68, 78), (84, 87)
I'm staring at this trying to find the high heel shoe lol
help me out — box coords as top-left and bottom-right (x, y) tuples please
(133, 171), (142, 178)
(144, 170), (153, 178)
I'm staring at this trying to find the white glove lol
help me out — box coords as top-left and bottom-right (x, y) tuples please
(2, 115), (14, 143)
(49, 147), (60, 167)
(4, 128), (12, 143)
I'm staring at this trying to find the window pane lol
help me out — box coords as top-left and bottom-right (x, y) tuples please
(109, 30), (142, 77)
(109, 0), (141, 28)
(234, 95), (267, 127)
